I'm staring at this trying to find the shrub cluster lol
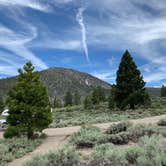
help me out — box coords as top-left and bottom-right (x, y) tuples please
(127, 124), (157, 142)
(90, 143), (128, 166)
(136, 135), (166, 166)
(89, 135), (166, 166)
(69, 125), (106, 148)
(24, 132), (166, 166)
(0, 137), (42, 165)
(24, 148), (80, 166)
(157, 118), (166, 126)
(108, 132), (130, 145)
(70, 122), (166, 148)
(106, 122), (131, 134)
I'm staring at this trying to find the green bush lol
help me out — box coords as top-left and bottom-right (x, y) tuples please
(106, 122), (131, 134)
(127, 124), (156, 142)
(24, 148), (80, 166)
(137, 135), (166, 166)
(4, 126), (21, 138)
(69, 125), (106, 148)
(108, 132), (130, 145)
(90, 143), (128, 166)
(88, 135), (166, 166)
(125, 145), (143, 164)
(0, 137), (42, 165)
(157, 118), (166, 126)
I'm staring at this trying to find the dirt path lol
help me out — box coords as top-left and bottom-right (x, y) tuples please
(4, 114), (166, 166)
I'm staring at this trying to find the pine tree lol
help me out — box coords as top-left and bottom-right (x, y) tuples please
(0, 97), (5, 114)
(108, 85), (116, 110)
(97, 86), (105, 102)
(114, 50), (150, 109)
(161, 85), (166, 97)
(84, 95), (93, 109)
(5, 61), (52, 139)
(53, 97), (61, 108)
(64, 91), (73, 107)
(73, 91), (81, 105)
(91, 86), (105, 105)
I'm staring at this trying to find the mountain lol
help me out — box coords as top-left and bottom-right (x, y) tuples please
(146, 87), (161, 97)
(0, 67), (111, 103)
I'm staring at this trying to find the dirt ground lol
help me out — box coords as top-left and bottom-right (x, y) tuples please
(0, 114), (165, 166)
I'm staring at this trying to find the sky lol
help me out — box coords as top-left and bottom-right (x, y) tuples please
(0, 0), (166, 87)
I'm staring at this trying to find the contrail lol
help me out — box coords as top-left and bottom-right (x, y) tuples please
(76, 8), (90, 62)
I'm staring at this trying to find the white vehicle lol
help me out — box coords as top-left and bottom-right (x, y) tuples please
(1, 109), (9, 116)
(0, 119), (7, 125)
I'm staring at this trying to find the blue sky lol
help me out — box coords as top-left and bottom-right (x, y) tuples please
(0, 0), (166, 87)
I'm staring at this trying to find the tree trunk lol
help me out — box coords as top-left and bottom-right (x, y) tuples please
(130, 104), (135, 110)
(27, 130), (33, 139)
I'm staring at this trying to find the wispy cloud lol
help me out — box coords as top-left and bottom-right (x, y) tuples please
(83, 0), (166, 85)
(76, 8), (90, 62)
(0, 24), (48, 71)
(0, 0), (166, 85)
(0, 0), (49, 11)
(0, 50), (24, 76)
(92, 70), (116, 82)
(31, 38), (81, 51)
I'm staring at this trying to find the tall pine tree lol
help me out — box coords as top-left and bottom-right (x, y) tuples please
(53, 97), (61, 108)
(114, 50), (150, 109)
(161, 85), (166, 97)
(73, 91), (81, 105)
(84, 95), (93, 109)
(64, 91), (73, 107)
(91, 86), (105, 105)
(5, 61), (52, 139)
(0, 97), (5, 114)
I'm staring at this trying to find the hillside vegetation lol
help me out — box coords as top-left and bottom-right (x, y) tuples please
(0, 67), (111, 103)
(50, 97), (166, 128)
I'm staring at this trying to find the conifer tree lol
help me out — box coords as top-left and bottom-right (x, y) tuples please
(73, 91), (81, 105)
(161, 85), (166, 97)
(5, 61), (52, 139)
(108, 85), (116, 109)
(53, 97), (61, 108)
(84, 95), (93, 109)
(114, 50), (150, 109)
(91, 86), (105, 105)
(0, 97), (5, 114)
(64, 91), (73, 107)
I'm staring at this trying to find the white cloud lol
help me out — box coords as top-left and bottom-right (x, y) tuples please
(0, 25), (48, 71)
(76, 8), (90, 62)
(91, 70), (116, 82)
(83, 0), (166, 84)
(32, 39), (81, 51)
(54, 0), (73, 4)
(0, 0), (166, 85)
(0, 51), (23, 76)
(0, 0), (49, 11)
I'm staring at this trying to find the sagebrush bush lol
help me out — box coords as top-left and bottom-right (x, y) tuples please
(127, 124), (156, 142)
(24, 148), (80, 166)
(51, 98), (166, 128)
(69, 125), (106, 148)
(157, 118), (166, 126)
(0, 137), (42, 165)
(87, 135), (166, 166)
(137, 135), (166, 166)
(106, 122), (131, 134)
(108, 132), (130, 145)
(90, 143), (128, 166)
(125, 145), (143, 164)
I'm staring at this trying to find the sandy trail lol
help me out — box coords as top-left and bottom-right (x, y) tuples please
(0, 114), (164, 166)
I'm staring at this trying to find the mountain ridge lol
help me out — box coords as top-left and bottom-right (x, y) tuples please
(0, 67), (111, 103)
